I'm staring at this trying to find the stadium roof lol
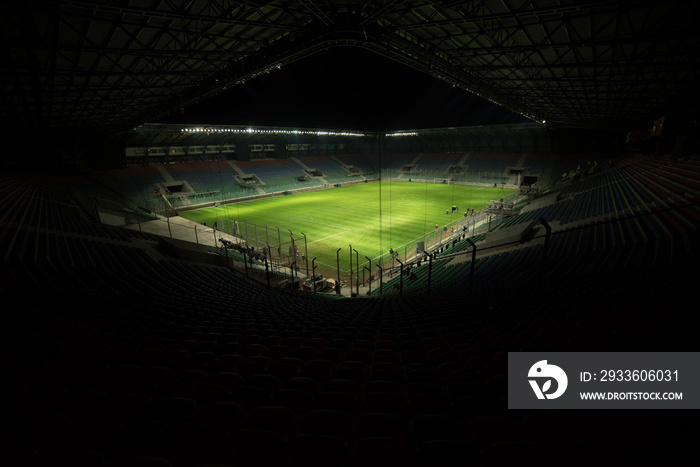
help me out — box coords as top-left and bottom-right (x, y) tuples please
(2, 0), (699, 138)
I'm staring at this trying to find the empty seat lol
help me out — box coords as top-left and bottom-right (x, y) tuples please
(243, 405), (295, 441)
(194, 401), (245, 434)
(288, 433), (348, 467)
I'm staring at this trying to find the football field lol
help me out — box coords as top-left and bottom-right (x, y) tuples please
(180, 181), (517, 274)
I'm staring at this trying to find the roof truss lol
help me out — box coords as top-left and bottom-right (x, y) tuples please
(2, 0), (698, 136)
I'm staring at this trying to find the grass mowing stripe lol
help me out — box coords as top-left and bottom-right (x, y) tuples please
(180, 181), (517, 275)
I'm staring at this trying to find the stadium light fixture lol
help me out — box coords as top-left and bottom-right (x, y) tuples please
(179, 126), (366, 137)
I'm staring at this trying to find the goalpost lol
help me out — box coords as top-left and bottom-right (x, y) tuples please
(433, 178), (452, 184)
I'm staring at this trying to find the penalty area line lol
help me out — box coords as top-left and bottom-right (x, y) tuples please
(308, 230), (351, 245)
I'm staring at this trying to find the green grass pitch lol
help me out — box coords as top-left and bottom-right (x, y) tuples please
(180, 181), (517, 273)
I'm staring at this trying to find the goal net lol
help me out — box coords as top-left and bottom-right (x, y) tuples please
(433, 178), (451, 184)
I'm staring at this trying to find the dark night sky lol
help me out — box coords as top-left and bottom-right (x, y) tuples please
(165, 46), (531, 131)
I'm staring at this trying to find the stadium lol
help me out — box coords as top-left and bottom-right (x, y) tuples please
(2, 2), (699, 467)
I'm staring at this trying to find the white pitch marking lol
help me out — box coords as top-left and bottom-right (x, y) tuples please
(308, 230), (352, 245)
(285, 216), (351, 231)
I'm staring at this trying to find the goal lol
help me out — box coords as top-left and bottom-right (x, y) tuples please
(433, 178), (452, 184)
